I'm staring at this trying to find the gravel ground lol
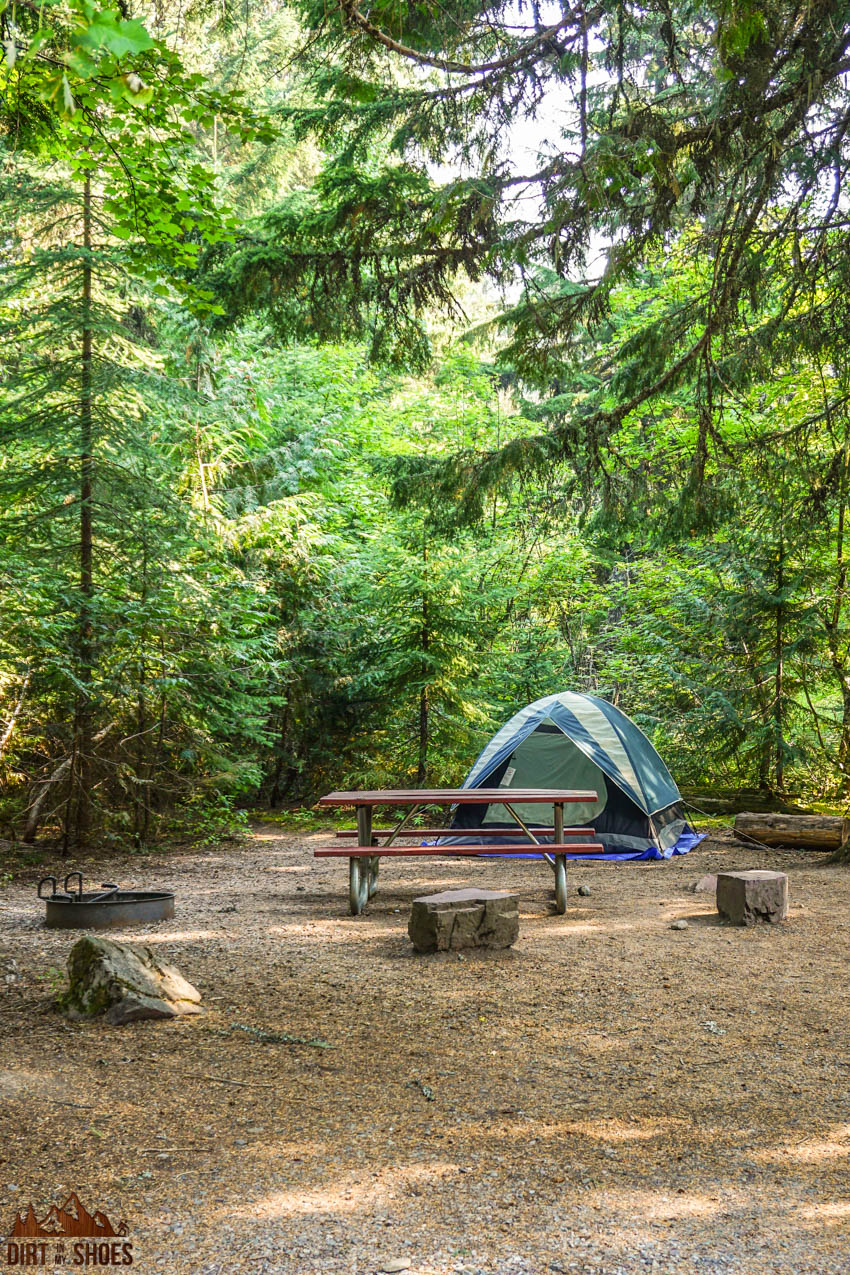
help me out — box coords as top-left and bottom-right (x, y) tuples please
(1, 826), (849, 1275)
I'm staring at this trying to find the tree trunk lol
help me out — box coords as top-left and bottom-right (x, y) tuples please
(23, 756), (74, 843)
(774, 526), (785, 792)
(829, 832), (850, 864)
(24, 721), (115, 844)
(136, 653), (148, 846)
(134, 524), (151, 847)
(831, 428), (850, 790)
(417, 529), (429, 785)
(417, 682), (429, 785)
(0, 670), (30, 760)
(734, 811), (849, 849)
(73, 173), (95, 849)
(838, 683), (850, 785)
(268, 703), (292, 806)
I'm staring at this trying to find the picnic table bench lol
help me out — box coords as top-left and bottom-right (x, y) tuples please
(314, 788), (604, 915)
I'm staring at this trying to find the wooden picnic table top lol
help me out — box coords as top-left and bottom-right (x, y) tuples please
(316, 788), (597, 807)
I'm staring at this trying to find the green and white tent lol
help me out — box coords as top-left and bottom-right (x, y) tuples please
(449, 691), (700, 859)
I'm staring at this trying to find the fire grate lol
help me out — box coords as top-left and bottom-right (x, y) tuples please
(38, 873), (175, 929)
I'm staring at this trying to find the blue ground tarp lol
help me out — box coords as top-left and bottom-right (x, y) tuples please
(431, 826), (705, 861)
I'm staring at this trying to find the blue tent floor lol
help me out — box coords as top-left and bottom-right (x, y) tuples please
(432, 828), (705, 861)
(555, 828), (704, 861)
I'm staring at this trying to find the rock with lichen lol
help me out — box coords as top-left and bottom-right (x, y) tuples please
(60, 935), (201, 1024)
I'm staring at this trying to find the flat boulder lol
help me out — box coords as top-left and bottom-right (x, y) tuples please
(60, 935), (202, 1024)
(716, 870), (789, 927)
(408, 888), (519, 953)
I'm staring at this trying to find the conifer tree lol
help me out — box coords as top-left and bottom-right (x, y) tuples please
(0, 5), (275, 847)
(211, 0), (850, 482)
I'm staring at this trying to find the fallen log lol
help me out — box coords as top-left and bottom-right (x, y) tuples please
(733, 811), (850, 849)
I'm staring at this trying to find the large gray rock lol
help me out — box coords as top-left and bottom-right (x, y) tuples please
(408, 888), (519, 953)
(60, 935), (202, 1024)
(716, 870), (789, 926)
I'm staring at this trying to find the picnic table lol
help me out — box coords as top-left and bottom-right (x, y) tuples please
(314, 788), (604, 915)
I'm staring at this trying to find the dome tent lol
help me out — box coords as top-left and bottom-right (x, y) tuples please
(447, 691), (701, 860)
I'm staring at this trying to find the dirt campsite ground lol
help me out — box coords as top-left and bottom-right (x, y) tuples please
(1, 825), (849, 1275)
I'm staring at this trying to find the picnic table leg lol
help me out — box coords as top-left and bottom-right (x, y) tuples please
(351, 805), (376, 913)
(349, 858), (368, 915)
(355, 805), (380, 898)
(553, 855), (568, 914)
(552, 804), (567, 912)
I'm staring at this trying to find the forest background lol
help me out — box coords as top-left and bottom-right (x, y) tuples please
(3, 0), (850, 851)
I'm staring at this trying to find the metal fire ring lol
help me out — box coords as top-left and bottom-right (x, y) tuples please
(38, 874), (175, 929)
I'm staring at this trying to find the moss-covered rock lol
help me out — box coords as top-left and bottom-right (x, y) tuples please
(60, 935), (202, 1024)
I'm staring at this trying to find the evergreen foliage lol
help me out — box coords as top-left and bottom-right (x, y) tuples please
(214, 0), (850, 480)
(3, 0), (850, 855)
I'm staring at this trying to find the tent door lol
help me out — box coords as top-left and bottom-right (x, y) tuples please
(481, 725), (608, 825)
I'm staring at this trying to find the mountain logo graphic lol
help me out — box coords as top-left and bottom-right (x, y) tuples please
(8, 1194), (128, 1239)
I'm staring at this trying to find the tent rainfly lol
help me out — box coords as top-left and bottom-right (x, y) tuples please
(446, 691), (702, 860)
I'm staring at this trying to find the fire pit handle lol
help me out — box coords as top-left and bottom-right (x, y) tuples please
(38, 876), (58, 899)
(86, 883), (120, 903)
(63, 872), (83, 900)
